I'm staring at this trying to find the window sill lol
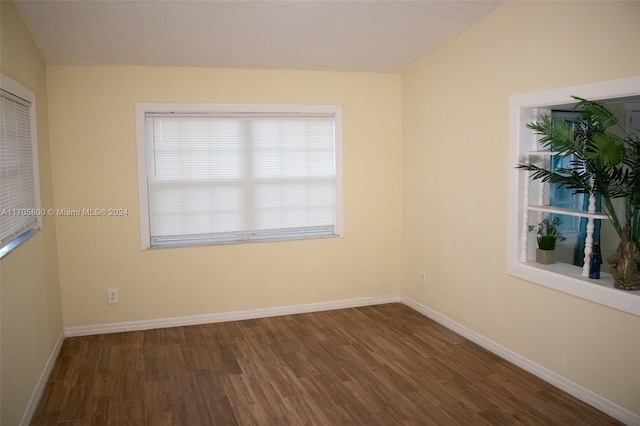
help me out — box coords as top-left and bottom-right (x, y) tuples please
(0, 228), (39, 259)
(145, 232), (340, 250)
(507, 261), (640, 317)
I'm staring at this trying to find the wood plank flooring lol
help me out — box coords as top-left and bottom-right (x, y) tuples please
(31, 303), (621, 425)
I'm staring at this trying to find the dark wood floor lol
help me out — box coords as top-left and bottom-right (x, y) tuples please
(31, 303), (621, 425)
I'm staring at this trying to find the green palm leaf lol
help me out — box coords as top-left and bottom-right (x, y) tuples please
(518, 97), (640, 247)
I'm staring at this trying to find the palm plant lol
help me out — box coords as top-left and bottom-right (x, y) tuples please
(517, 97), (640, 250)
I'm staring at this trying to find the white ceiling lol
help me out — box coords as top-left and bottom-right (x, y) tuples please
(14, 0), (503, 73)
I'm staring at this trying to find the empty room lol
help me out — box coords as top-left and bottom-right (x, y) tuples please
(1, 0), (639, 425)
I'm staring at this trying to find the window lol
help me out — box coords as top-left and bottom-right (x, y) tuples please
(0, 75), (40, 258)
(548, 112), (582, 242)
(507, 76), (640, 317)
(136, 103), (343, 248)
(548, 157), (581, 234)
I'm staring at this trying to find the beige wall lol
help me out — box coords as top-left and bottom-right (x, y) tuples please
(401, 1), (640, 415)
(5, 0), (640, 422)
(46, 66), (403, 327)
(0, 2), (63, 425)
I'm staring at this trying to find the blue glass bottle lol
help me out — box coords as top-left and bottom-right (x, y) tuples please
(589, 242), (602, 279)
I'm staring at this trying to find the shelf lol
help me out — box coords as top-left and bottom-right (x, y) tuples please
(515, 261), (640, 316)
(523, 261), (613, 284)
(525, 151), (562, 157)
(527, 205), (610, 220)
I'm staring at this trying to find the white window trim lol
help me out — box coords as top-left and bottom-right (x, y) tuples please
(507, 76), (640, 316)
(0, 74), (41, 258)
(135, 103), (343, 250)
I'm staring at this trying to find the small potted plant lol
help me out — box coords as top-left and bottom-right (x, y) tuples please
(530, 217), (565, 264)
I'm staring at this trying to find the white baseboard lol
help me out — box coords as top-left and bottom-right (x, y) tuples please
(64, 294), (402, 337)
(401, 295), (640, 426)
(20, 330), (65, 426)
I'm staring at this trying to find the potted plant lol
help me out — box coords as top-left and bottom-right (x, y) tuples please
(530, 217), (565, 264)
(517, 97), (640, 287)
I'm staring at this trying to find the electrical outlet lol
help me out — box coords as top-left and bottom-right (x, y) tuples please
(107, 288), (119, 304)
(419, 271), (426, 287)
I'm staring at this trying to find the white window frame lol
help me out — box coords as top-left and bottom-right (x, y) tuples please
(507, 76), (640, 317)
(135, 103), (343, 250)
(0, 74), (41, 258)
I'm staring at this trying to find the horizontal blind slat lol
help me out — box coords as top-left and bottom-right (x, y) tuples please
(146, 112), (337, 245)
(0, 91), (38, 250)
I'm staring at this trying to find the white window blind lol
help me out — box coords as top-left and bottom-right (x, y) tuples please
(0, 86), (39, 254)
(140, 106), (341, 247)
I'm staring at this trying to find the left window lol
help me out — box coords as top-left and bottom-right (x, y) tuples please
(136, 103), (343, 249)
(0, 75), (41, 258)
